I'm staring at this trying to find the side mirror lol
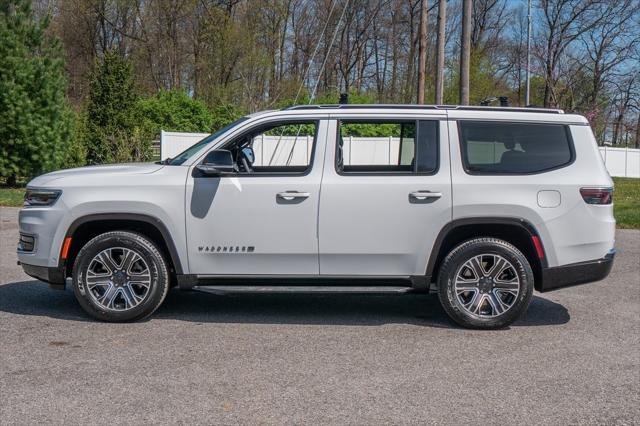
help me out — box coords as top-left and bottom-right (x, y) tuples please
(194, 149), (235, 177)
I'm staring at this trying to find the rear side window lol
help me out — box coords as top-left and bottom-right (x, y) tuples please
(458, 121), (573, 174)
(337, 120), (438, 174)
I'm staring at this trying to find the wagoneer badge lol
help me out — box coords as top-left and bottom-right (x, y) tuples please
(199, 245), (255, 253)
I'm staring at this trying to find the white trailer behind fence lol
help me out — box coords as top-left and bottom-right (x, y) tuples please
(160, 131), (640, 178)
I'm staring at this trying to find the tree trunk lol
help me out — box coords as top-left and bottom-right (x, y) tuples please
(459, 0), (472, 105)
(404, 7), (418, 102)
(543, 59), (554, 108)
(612, 110), (625, 146)
(417, 0), (428, 104)
(434, 0), (446, 104)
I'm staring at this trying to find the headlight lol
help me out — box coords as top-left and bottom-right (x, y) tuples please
(24, 188), (62, 207)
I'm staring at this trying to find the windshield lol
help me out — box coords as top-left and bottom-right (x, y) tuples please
(167, 117), (249, 165)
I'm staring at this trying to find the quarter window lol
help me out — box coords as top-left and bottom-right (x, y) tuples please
(337, 120), (439, 174)
(459, 121), (573, 174)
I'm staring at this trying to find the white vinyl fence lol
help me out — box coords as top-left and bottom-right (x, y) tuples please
(160, 131), (407, 166)
(599, 146), (640, 178)
(160, 131), (315, 166)
(160, 130), (210, 160)
(160, 131), (640, 178)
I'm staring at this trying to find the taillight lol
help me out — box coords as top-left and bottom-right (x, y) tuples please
(580, 187), (613, 205)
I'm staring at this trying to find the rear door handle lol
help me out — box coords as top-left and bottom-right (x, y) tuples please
(409, 190), (442, 200)
(277, 191), (310, 200)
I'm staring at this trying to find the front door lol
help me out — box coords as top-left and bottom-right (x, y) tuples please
(185, 118), (327, 275)
(318, 116), (452, 276)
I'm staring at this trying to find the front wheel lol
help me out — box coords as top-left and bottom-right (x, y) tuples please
(437, 238), (534, 329)
(72, 231), (170, 322)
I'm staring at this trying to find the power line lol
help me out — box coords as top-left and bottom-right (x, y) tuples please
(291, 0), (339, 104)
(308, 0), (350, 102)
(271, 0), (350, 166)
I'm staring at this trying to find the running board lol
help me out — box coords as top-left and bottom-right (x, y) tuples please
(192, 285), (414, 295)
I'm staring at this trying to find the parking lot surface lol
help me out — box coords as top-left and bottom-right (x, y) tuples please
(1, 206), (639, 425)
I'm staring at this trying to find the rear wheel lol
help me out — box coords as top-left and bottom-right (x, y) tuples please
(72, 231), (169, 322)
(437, 238), (534, 329)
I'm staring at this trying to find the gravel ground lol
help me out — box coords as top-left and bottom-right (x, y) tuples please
(1, 206), (638, 425)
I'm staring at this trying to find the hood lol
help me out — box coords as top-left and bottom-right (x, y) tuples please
(28, 163), (165, 187)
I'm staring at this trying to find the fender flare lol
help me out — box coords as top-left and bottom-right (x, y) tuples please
(61, 213), (184, 274)
(424, 217), (547, 280)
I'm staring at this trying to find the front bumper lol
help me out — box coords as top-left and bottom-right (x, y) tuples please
(17, 203), (68, 269)
(20, 262), (66, 288)
(538, 250), (615, 292)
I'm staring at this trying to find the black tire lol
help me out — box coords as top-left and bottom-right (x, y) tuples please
(72, 231), (169, 322)
(437, 238), (534, 329)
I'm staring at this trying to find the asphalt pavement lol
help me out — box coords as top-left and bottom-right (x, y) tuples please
(1, 206), (638, 425)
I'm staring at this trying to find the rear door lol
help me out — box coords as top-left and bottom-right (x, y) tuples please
(318, 114), (452, 276)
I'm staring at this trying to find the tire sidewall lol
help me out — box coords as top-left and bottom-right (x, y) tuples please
(73, 232), (168, 322)
(438, 239), (534, 329)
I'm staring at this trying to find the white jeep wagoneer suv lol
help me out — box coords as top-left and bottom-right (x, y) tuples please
(17, 105), (616, 329)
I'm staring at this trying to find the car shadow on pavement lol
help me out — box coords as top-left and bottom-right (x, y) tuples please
(0, 280), (570, 328)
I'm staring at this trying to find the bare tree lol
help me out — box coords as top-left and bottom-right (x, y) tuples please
(580, 0), (639, 114)
(40, 0), (637, 139)
(537, 0), (608, 107)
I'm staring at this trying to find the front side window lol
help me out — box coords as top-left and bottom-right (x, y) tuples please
(337, 120), (438, 174)
(459, 121), (573, 174)
(220, 121), (317, 174)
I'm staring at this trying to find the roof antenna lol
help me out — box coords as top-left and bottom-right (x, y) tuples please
(339, 93), (349, 104)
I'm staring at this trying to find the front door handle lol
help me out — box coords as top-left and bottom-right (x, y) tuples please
(277, 191), (310, 201)
(409, 190), (442, 201)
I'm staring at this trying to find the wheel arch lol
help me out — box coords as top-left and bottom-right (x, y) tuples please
(61, 213), (184, 279)
(426, 217), (547, 291)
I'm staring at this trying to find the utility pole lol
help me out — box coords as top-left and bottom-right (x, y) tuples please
(525, 0), (531, 106)
(435, 0), (447, 104)
(417, 0), (428, 104)
(459, 0), (472, 105)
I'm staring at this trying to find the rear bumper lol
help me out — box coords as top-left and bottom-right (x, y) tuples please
(20, 262), (66, 288)
(538, 250), (615, 292)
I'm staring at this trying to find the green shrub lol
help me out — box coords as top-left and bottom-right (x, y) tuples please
(137, 90), (215, 135)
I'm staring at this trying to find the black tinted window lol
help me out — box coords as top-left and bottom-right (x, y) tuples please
(337, 120), (438, 174)
(459, 121), (573, 174)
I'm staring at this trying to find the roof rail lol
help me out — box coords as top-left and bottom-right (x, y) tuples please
(284, 104), (564, 114)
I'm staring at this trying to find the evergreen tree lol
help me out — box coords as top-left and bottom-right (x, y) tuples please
(0, 0), (75, 185)
(85, 50), (140, 164)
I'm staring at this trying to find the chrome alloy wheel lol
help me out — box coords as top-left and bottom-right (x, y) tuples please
(85, 247), (152, 311)
(454, 254), (520, 318)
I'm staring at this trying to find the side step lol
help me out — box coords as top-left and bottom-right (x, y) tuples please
(192, 285), (414, 295)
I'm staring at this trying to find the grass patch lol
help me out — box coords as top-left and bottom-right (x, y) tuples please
(0, 187), (25, 207)
(1, 178), (638, 228)
(613, 177), (640, 229)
